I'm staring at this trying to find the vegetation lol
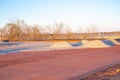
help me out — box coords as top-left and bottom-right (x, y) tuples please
(0, 20), (119, 41)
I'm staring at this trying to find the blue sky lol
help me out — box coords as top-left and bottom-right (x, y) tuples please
(0, 0), (120, 32)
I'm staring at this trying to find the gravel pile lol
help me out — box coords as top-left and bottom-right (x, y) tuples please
(81, 40), (110, 48)
(50, 41), (73, 48)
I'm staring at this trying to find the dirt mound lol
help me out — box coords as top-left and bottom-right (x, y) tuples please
(81, 40), (89, 47)
(50, 41), (73, 48)
(109, 39), (120, 45)
(81, 40), (89, 44)
(81, 40), (89, 45)
(82, 40), (110, 48)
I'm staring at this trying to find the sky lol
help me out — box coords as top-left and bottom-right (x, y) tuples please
(0, 0), (120, 32)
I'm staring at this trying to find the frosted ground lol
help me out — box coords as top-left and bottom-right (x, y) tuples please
(0, 39), (119, 54)
(0, 42), (53, 54)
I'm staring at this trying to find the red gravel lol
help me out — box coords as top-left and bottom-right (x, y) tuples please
(0, 46), (120, 80)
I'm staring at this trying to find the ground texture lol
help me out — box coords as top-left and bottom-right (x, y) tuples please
(80, 64), (120, 80)
(0, 46), (120, 80)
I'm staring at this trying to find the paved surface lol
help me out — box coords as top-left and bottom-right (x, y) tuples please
(0, 46), (120, 80)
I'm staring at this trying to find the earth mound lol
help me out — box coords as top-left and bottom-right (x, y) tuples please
(50, 41), (73, 48)
(81, 40), (89, 47)
(82, 40), (110, 48)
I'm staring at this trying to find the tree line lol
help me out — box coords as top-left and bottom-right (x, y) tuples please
(0, 20), (99, 41)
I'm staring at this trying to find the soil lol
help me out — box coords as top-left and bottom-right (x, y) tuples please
(80, 64), (120, 80)
(0, 46), (120, 80)
(50, 41), (73, 48)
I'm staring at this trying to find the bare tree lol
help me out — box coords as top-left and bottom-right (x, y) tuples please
(46, 22), (64, 39)
(82, 25), (99, 39)
(85, 25), (99, 33)
(5, 23), (21, 40)
(0, 28), (4, 40)
(64, 26), (73, 39)
(31, 25), (41, 40)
